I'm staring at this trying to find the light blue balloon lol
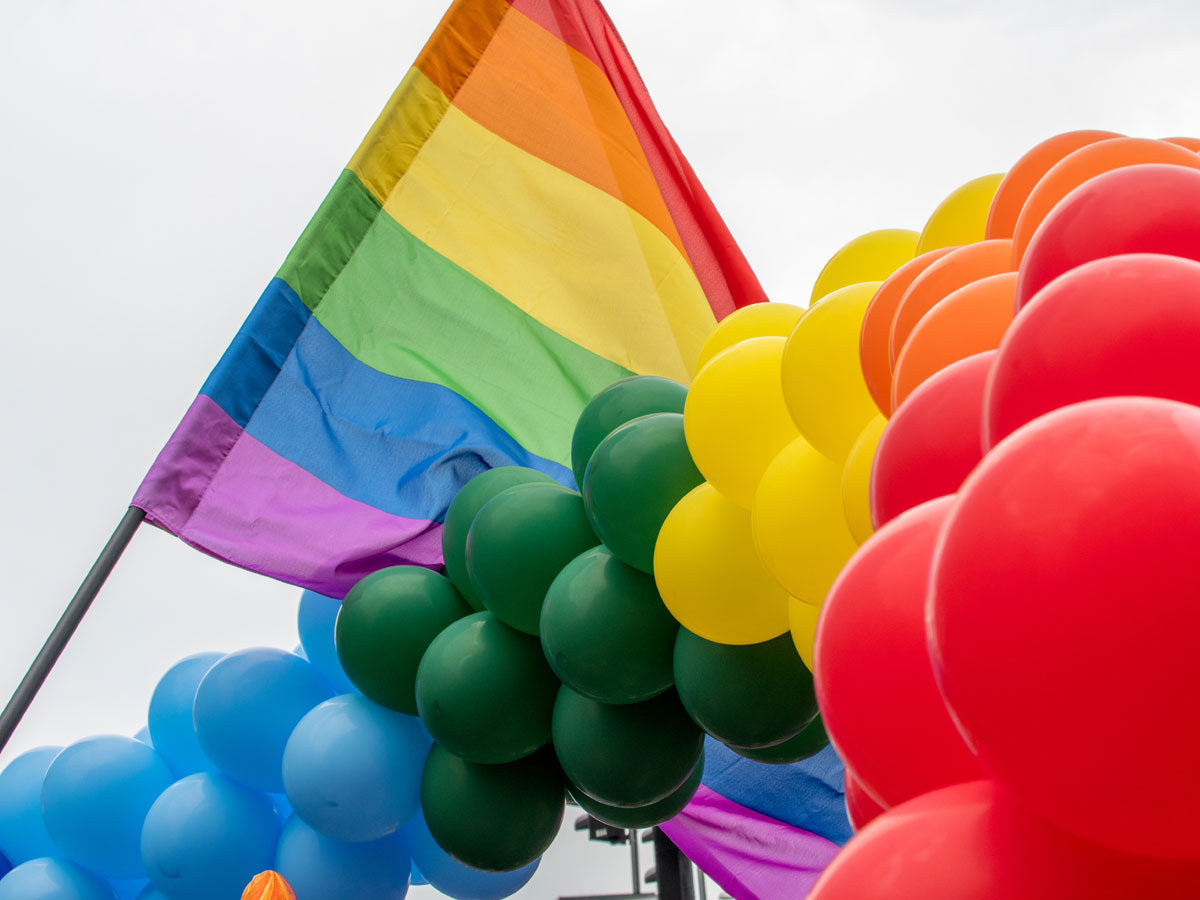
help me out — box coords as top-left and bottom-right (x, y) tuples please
(297, 591), (357, 694)
(193, 648), (334, 793)
(106, 879), (148, 900)
(275, 815), (410, 900)
(403, 812), (539, 900)
(42, 737), (175, 880)
(0, 858), (117, 900)
(140, 772), (281, 900)
(148, 653), (222, 777)
(132, 729), (152, 748)
(0, 746), (62, 864)
(282, 694), (427, 843)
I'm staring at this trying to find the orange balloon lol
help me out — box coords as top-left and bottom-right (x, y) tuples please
(891, 272), (1016, 410)
(1011, 137), (1200, 263)
(242, 871), (296, 900)
(890, 240), (1013, 366)
(859, 247), (955, 416)
(985, 130), (1122, 240)
(1163, 136), (1200, 152)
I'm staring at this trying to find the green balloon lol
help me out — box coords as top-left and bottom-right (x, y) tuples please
(415, 612), (560, 764)
(421, 743), (565, 872)
(673, 629), (819, 749)
(335, 566), (473, 714)
(729, 715), (830, 764)
(571, 376), (688, 488)
(552, 686), (703, 808)
(442, 467), (558, 611)
(466, 483), (599, 635)
(540, 547), (678, 704)
(582, 413), (703, 573)
(571, 747), (704, 829)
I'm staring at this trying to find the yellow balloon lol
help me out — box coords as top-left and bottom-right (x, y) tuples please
(810, 228), (920, 305)
(752, 436), (860, 607)
(842, 415), (886, 545)
(781, 283), (880, 462)
(654, 482), (790, 645)
(915, 173), (1005, 255)
(695, 303), (805, 372)
(788, 596), (819, 673)
(685, 336), (798, 508)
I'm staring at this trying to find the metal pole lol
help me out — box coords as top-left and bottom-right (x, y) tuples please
(0, 506), (145, 752)
(630, 828), (640, 895)
(652, 828), (695, 900)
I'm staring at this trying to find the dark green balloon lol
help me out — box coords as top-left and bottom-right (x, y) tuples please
(729, 715), (830, 764)
(442, 467), (558, 611)
(465, 483), (599, 635)
(552, 686), (703, 808)
(421, 743), (565, 872)
(540, 547), (678, 704)
(582, 413), (703, 573)
(571, 376), (688, 489)
(674, 629), (819, 749)
(415, 612), (560, 764)
(335, 566), (473, 714)
(571, 747), (704, 829)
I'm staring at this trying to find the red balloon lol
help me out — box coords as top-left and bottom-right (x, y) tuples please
(930, 397), (1200, 860)
(871, 352), (992, 528)
(987, 254), (1200, 448)
(1016, 163), (1200, 309)
(816, 496), (983, 808)
(844, 769), (886, 831)
(809, 781), (1200, 900)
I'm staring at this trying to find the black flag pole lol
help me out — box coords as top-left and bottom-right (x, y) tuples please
(0, 506), (145, 753)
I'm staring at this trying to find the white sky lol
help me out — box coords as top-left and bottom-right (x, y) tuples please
(1, 0), (1197, 896)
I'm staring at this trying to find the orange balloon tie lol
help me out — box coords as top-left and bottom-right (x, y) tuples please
(241, 871), (296, 900)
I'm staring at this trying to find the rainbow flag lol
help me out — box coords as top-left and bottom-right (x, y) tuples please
(133, 0), (765, 596)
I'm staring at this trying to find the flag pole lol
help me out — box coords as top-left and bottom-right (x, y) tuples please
(0, 506), (145, 753)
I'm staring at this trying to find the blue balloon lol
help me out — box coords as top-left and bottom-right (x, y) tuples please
(106, 879), (148, 900)
(132, 729), (152, 748)
(0, 858), (117, 900)
(409, 860), (427, 887)
(148, 653), (222, 777)
(403, 812), (539, 900)
(193, 648), (333, 793)
(140, 772), (281, 900)
(297, 591), (357, 694)
(134, 887), (168, 900)
(42, 736), (175, 879)
(0, 852), (9, 880)
(282, 695), (427, 843)
(0, 746), (62, 864)
(275, 815), (410, 900)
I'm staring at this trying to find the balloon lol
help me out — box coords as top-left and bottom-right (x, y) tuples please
(1015, 163), (1200, 310)
(420, 744), (564, 872)
(694, 303), (804, 371)
(135, 886), (168, 900)
(1163, 135), (1200, 151)
(890, 272), (1014, 409)
(241, 871), (295, 900)
(582, 413), (704, 573)
(871, 352), (992, 527)
(751, 437), (859, 608)
(843, 769), (885, 831)
(132, 729), (152, 748)
(403, 811), (539, 900)
(1010, 136), (1200, 263)
(147, 653), (221, 777)
(282, 694), (427, 842)
(465, 483), (599, 634)
(108, 878), (148, 900)
(570, 376), (688, 487)
(674, 630), (817, 749)
(540, 547), (678, 705)
(415, 612), (558, 764)
(810, 229), (919, 304)
(990, 254), (1200, 448)
(42, 736), (175, 879)
(781, 284), (879, 461)
(0, 857), (7, 882)
(787, 597), (818, 672)
(274, 816), (410, 900)
(296, 591), (356, 694)
(817, 496), (982, 808)
(841, 415), (885, 544)
(335, 566), (471, 714)
(140, 773), (281, 900)
(684, 336), (798, 507)
(552, 686), (702, 808)
(728, 714), (830, 764)
(915, 173), (1004, 255)
(929, 397), (1200, 859)
(571, 747), (704, 828)
(984, 130), (1122, 239)
(0, 746), (61, 864)
(0, 859), (116, 900)
(409, 861), (427, 888)
(193, 649), (334, 793)
(655, 483), (790, 644)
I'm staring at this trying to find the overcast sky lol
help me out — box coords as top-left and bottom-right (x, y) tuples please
(1, 0), (1197, 896)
